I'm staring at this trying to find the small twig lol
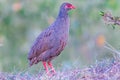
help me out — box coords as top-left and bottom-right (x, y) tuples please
(104, 41), (120, 61)
(104, 46), (116, 54)
(105, 41), (116, 50)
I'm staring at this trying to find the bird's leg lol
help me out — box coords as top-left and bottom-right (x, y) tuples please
(42, 61), (48, 73)
(47, 61), (56, 73)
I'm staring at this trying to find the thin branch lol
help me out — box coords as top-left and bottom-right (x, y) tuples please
(104, 41), (120, 61)
(100, 11), (120, 26)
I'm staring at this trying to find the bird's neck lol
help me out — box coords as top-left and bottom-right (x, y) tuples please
(57, 9), (68, 19)
(54, 9), (70, 34)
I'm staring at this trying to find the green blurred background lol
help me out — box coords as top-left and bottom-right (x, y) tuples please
(0, 0), (120, 72)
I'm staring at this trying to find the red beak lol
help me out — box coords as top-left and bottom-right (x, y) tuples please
(70, 5), (76, 9)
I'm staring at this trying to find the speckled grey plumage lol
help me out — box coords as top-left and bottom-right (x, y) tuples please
(28, 3), (71, 66)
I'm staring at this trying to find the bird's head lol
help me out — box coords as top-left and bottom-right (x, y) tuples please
(58, 2), (75, 17)
(61, 2), (75, 11)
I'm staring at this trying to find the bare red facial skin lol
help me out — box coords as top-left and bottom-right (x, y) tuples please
(65, 4), (76, 9)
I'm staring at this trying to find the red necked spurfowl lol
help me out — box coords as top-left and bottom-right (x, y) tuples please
(28, 2), (75, 74)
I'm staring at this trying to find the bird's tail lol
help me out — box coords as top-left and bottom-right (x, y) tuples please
(28, 57), (33, 67)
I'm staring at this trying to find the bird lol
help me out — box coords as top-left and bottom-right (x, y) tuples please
(28, 2), (75, 74)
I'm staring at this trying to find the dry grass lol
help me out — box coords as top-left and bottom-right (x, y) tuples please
(0, 58), (120, 80)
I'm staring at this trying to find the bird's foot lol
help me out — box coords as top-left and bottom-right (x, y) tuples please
(51, 69), (56, 74)
(46, 69), (56, 76)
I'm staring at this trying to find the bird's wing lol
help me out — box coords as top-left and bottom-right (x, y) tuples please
(28, 27), (54, 60)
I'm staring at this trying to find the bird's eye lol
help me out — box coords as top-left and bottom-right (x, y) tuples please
(65, 4), (72, 9)
(65, 4), (75, 9)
